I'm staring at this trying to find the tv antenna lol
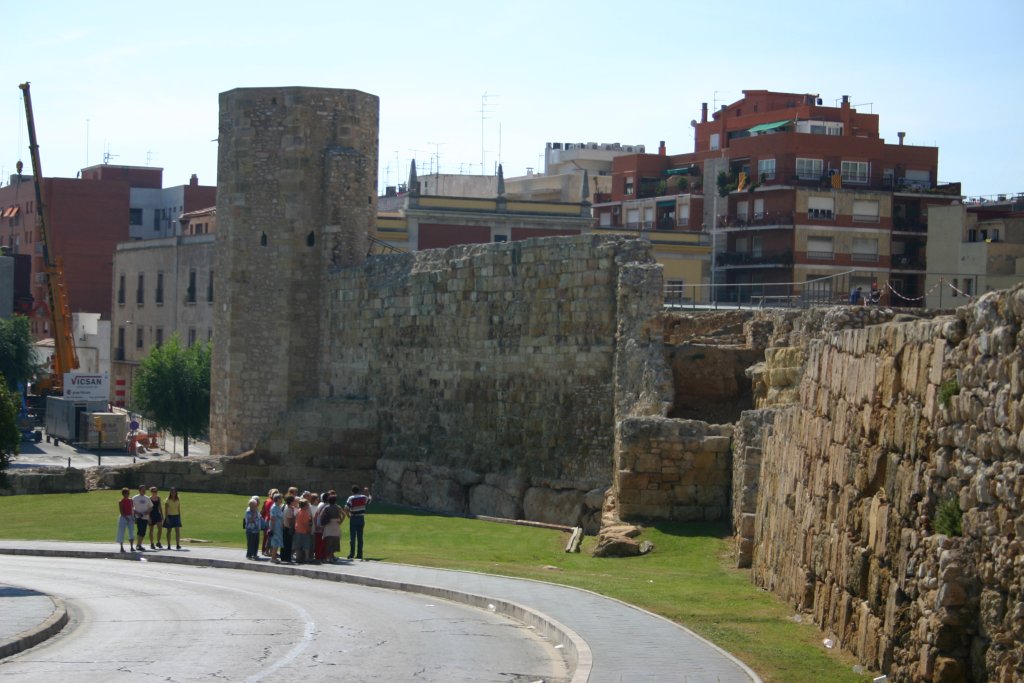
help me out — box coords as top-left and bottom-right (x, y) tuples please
(103, 144), (118, 165)
(479, 92), (497, 175)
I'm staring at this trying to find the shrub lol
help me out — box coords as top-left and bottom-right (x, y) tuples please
(933, 496), (962, 536)
(938, 379), (960, 407)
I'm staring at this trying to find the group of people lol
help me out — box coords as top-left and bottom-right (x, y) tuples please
(244, 485), (372, 564)
(849, 283), (882, 305)
(117, 485), (183, 552)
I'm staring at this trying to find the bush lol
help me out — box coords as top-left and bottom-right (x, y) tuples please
(938, 379), (960, 407)
(933, 496), (962, 536)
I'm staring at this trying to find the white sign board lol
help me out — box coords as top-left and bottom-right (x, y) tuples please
(63, 372), (109, 401)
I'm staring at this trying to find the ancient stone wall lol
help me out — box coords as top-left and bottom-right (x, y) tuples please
(750, 288), (1024, 682)
(210, 86), (379, 455)
(615, 417), (732, 522)
(316, 234), (658, 526)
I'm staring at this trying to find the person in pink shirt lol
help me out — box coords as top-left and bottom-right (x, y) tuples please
(293, 499), (314, 564)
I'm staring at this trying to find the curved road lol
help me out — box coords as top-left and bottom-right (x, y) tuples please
(0, 556), (568, 682)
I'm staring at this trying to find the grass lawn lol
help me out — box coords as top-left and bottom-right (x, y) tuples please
(0, 491), (872, 683)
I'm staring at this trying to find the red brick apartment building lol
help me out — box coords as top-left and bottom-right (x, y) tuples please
(0, 165), (214, 336)
(593, 90), (961, 305)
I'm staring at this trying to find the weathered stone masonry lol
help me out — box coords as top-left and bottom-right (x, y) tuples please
(747, 291), (1024, 682)
(211, 86), (379, 456)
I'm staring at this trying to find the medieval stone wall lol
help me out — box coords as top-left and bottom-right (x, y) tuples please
(315, 234), (659, 526)
(749, 288), (1024, 682)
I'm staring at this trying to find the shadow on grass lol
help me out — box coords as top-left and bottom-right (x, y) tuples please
(646, 519), (733, 539)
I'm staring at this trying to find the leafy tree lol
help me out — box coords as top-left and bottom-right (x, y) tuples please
(132, 334), (211, 457)
(0, 315), (37, 390)
(0, 376), (19, 487)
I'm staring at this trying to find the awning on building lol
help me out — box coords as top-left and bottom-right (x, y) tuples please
(1, 206), (19, 218)
(665, 165), (697, 176)
(747, 120), (791, 134)
(656, 200), (675, 207)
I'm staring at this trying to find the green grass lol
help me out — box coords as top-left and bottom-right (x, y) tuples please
(0, 491), (871, 683)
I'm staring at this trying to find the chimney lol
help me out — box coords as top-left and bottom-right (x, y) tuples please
(701, 102), (708, 123)
(841, 95), (850, 108)
(658, 140), (667, 156)
(385, 185), (396, 197)
(898, 132), (906, 146)
(189, 173), (199, 186)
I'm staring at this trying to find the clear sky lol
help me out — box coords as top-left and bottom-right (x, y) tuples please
(3, 0), (1021, 199)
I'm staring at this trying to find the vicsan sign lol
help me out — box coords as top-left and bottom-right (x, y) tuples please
(63, 372), (109, 401)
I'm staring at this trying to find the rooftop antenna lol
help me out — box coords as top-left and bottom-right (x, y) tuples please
(479, 92), (497, 175)
(85, 118), (90, 167)
(713, 90), (730, 111)
(103, 144), (118, 165)
(427, 141), (446, 176)
(145, 150), (157, 166)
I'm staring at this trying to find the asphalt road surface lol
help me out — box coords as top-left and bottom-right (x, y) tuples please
(0, 556), (568, 683)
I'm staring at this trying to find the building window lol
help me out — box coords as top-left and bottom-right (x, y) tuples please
(493, 235), (508, 243)
(883, 168), (895, 188)
(155, 327), (164, 348)
(156, 272), (164, 304)
(709, 133), (720, 151)
(153, 211), (160, 230)
(751, 235), (763, 258)
(807, 236), (834, 260)
(129, 208), (143, 226)
(117, 274), (126, 305)
(796, 158), (823, 180)
(136, 327), (144, 349)
(207, 271), (214, 302)
(678, 204), (690, 227)
(807, 196), (834, 220)
(963, 278), (973, 296)
(116, 327), (125, 360)
(188, 328), (197, 347)
(852, 200), (880, 222)
(852, 238), (879, 262)
(136, 273), (145, 305)
(187, 269), (197, 303)
(841, 161), (869, 184)
(952, 278), (959, 297)
(757, 158), (776, 180)
(207, 328), (213, 342)
(624, 176), (634, 196)
(626, 208), (640, 227)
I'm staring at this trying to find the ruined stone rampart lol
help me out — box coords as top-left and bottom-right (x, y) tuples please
(750, 288), (1024, 682)
(313, 234), (658, 526)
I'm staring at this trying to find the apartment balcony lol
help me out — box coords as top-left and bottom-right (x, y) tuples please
(891, 255), (926, 270)
(893, 217), (928, 233)
(716, 211), (795, 231)
(738, 166), (958, 195)
(718, 249), (793, 268)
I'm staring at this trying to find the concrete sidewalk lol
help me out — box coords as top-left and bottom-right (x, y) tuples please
(0, 583), (68, 660)
(0, 541), (761, 682)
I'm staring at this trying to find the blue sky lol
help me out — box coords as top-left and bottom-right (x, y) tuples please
(3, 0), (1021, 198)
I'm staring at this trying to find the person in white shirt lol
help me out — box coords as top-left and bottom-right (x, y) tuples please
(131, 485), (153, 551)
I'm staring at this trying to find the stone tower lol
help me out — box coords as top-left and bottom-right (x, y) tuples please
(210, 86), (379, 454)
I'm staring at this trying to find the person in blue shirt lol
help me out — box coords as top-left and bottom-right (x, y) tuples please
(345, 486), (372, 560)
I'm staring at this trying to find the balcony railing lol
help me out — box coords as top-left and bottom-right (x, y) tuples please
(717, 211), (794, 228)
(726, 165), (955, 195)
(850, 253), (879, 263)
(891, 255), (926, 269)
(893, 217), (928, 232)
(718, 249), (793, 267)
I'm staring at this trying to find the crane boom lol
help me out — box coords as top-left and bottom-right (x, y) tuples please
(19, 82), (79, 394)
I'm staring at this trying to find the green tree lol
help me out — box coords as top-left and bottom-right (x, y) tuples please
(0, 315), (37, 390)
(0, 377), (20, 487)
(133, 334), (211, 457)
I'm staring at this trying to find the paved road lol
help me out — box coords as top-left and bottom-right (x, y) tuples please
(10, 432), (210, 470)
(0, 555), (568, 683)
(0, 541), (762, 682)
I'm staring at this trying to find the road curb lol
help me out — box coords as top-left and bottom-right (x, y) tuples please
(0, 547), (591, 682)
(0, 593), (69, 660)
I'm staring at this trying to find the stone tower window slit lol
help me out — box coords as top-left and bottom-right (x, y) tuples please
(306, 231), (315, 247)
(260, 231), (267, 246)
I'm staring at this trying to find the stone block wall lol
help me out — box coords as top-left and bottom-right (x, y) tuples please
(315, 234), (659, 524)
(615, 417), (733, 522)
(749, 287), (1024, 682)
